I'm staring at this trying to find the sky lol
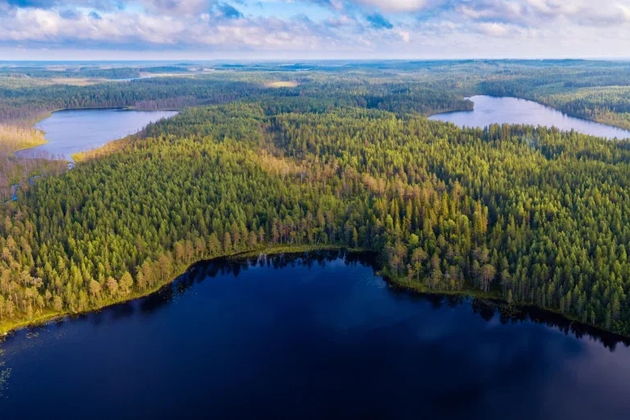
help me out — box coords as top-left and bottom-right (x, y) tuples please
(0, 0), (629, 60)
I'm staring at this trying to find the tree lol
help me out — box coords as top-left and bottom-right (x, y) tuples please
(480, 264), (496, 292)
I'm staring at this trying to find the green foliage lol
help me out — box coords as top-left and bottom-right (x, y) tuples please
(477, 60), (630, 130)
(0, 100), (628, 336)
(0, 60), (629, 336)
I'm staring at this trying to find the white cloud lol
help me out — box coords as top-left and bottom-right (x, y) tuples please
(455, 0), (630, 26)
(395, 29), (411, 42)
(138, 0), (212, 15)
(0, 0), (630, 58)
(354, 0), (429, 12)
(476, 22), (511, 37)
(0, 6), (346, 54)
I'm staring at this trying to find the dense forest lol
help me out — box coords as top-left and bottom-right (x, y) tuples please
(0, 61), (628, 336)
(3, 59), (630, 128)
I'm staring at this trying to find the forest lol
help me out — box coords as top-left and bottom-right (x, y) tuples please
(0, 61), (628, 336)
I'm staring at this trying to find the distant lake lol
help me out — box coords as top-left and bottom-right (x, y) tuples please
(16, 109), (177, 161)
(2, 251), (630, 419)
(430, 95), (630, 139)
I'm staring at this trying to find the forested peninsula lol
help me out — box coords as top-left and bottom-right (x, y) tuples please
(0, 61), (628, 337)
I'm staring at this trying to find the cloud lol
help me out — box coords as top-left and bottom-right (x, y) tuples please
(394, 28), (410, 42)
(139, 0), (211, 15)
(476, 22), (511, 37)
(0, 4), (340, 53)
(59, 8), (80, 19)
(355, 0), (429, 13)
(4, 0), (126, 11)
(0, 0), (629, 58)
(454, 0), (630, 27)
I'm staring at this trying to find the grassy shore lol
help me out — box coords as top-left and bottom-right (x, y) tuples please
(0, 124), (47, 154)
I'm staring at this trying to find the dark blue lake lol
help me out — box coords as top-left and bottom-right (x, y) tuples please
(15, 109), (177, 161)
(430, 95), (630, 140)
(1, 251), (630, 419)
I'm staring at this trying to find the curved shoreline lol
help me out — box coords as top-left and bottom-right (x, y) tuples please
(14, 107), (178, 161)
(430, 94), (630, 139)
(387, 275), (630, 346)
(2, 100), (628, 341)
(0, 245), (355, 338)
(2, 244), (629, 346)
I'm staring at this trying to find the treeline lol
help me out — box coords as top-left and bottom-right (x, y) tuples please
(0, 100), (628, 336)
(477, 62), (630, 130)
(273, 110), (630, 331)
(0, 78), (264, 124)
(0, 71), (474, 125)
(543, 87), (630, 131)
(4, 59), (630, 129)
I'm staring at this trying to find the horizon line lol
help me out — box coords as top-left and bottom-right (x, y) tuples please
(1, 57), (630, 63)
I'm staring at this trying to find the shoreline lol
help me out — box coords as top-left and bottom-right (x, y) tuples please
(0, 244), (357, 338)
(2, 244), (629, 344)
(14, 107), (178, 162)
(2, 101), (628, 341)
(386, 274), (630, 344)
(429, 94), (630, 138)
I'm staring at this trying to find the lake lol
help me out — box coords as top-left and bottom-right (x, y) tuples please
(1, 251), (630, 419)
(430, 95), (630, 139)
(15, 109), (177, 161)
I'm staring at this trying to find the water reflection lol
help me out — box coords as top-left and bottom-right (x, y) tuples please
(8, 250), (627, 350)
(1, 250), (629, 419)
(430, 95), (630, 139)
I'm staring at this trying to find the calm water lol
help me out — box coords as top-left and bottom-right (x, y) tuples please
(1, 251), (630, 419)
(430, 95), (630, 139)
(15, 109), (177, 161)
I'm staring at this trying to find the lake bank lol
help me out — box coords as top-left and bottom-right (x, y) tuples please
(15, 108), (177, 161)
(3, 243), (629, 345)
(2, 249), (630, 419)
(430, 95), (630, 140)
(0, 244), (357, 337)
(387, 274), (630, 348)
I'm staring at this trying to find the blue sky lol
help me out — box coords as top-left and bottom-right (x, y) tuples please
(1, 0), (629, 59)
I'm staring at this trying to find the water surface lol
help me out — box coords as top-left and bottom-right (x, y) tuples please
(16, 109), (177, 160)
(1, 251), (630, 419)
(430, 95), (630, 139)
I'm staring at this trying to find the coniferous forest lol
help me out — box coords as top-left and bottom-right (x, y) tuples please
(0, 61), (628, 336)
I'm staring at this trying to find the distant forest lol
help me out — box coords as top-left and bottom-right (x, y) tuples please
(0, 60), (628, 336)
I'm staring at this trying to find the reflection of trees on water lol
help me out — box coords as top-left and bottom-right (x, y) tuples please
(473, 299), (630, 351)
(135, 250), (380, 315)
(190, 249), (379, 280)
(5, 250), (628, 353)
(184, 250), (630, 351)
(408, 292), (630, 351)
